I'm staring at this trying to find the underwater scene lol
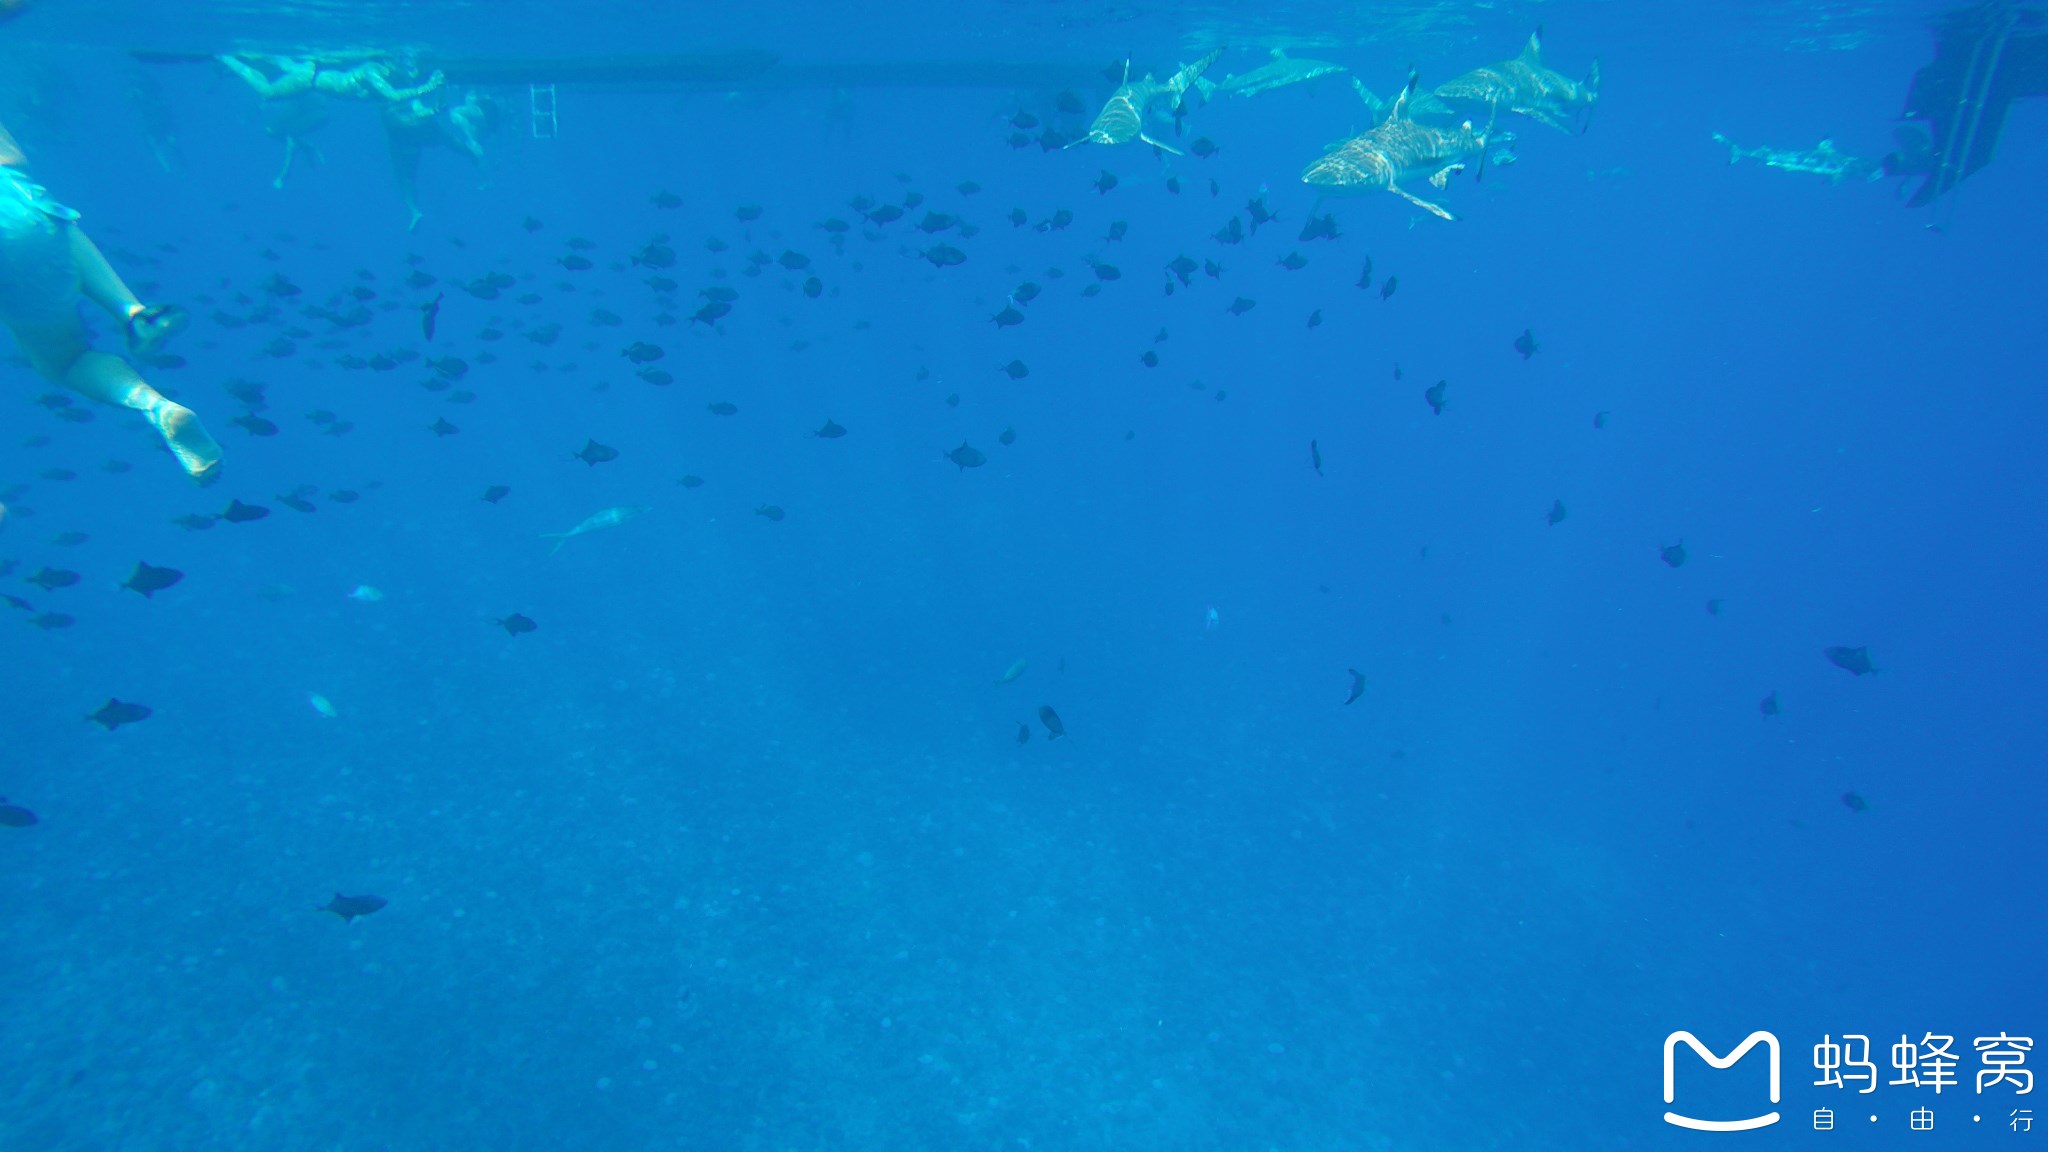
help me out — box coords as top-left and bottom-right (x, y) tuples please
(1, 0), (2044, 1148)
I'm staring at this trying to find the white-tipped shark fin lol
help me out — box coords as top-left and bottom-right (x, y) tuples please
(1520, 28), (1544, 64)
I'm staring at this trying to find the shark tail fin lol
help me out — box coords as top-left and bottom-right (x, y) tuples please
(1169, 48), (1224, 104)
(540, 532), (568, 556)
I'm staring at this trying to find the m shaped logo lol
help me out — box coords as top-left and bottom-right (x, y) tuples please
(1663, 1031), (1782, 1131)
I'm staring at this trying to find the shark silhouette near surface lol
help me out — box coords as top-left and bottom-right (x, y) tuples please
(1198, 47), (1349, 99)
(1421, 29), (1600, 134)
(1300, 74), (1494, 220)
(1069, 50), (1223, 154)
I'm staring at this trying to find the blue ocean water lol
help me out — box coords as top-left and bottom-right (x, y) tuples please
(1, 1), (2043, 1148)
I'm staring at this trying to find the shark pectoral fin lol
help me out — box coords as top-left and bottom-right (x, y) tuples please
(1389, 182), (1456, 221)
(1138, 132), (1185, 156)
(1063, 134), (1095, 150)
(1428, 163), (1465, 189)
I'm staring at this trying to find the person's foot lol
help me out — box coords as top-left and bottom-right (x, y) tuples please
(147, 400), (224, 482)
(125, 304), (189, 357)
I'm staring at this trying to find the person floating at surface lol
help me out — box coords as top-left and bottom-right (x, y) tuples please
(0, 120), (221, 481)
(384, 87), (494, 231)
(216, 51), (444, 105)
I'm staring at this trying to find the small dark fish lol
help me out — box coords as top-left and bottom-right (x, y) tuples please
(431, 357), (469, 380)
(1010, 110), (1040, 130)
(39, 466), (76, 481)
(558, 255), (593, 271)
(702, 285), (739, 303)
(1593, 411), (1609, 430)
(645, 275), (678, 292)
(0, 798), (36, 827)
(1166, 176), (1182, 194)
(1057, 89), (1084, 114)
(320, 893), (387, 922)
(1001, 360), (1029, 380)
(222, 499), (269, 523)
(1277, 251), (1308, 272)
(27, 567), (79, 591)
(1310, 440), (1322, 477)
(1203, 259), (1222, 279)
(1037, 704), (1064, 740)
(1424, 379), (1447, 415)
(818, 217), (850, 234)
(1380, 276), (1399, 301)
(1045, 208), (1073, 231)
(1011, 282), (1041, 305)
(999, 425), (1017, 446)
(678, 475), (704, 489)
(735, 204), (762, 222)
(1008, 208), (1027, 227)
(1307, 309), (1322, 329)
(1355, 259), (1373, 290)
(944, 392), (960, 408)
(778, 250), (811, 270)
(1105, 220), (1128, 243)
(1841, 791), (1870, 813)
(123, 561), (183, 598)
(692, 300), (731, 326)
(589, 308), (624, 327)
(575, 439), (619, 466)
(0, 594), (29, 610)
(1093, 170), (1118, 194)
(173, 513), (218, 532)
(1214, 216), (1244, 245)
(429, 417), (459, 437)
(1140, 350), (1159, 368)
(923, 244), (967, 268)
(1226, 297), (1256, 316)
(422, 292), (442, 341)
(991, 305), (1024, 328)
(88, 698), (151, 730)
(482, 485), (510, 504)
(1706, 598), (1725, 616)
(1190, 137), (1219, 159)
(1166, 255), (1197, 286)
(1343, 669), (1366, 705)
(958, 180), (981, 195)
(810, 418), (847, 439)
(496, 613), (537, 637)
(917, 212), (957, 234)
(1824, 646), (1877, 676)
(567, 237), (597, 251)
(1015, 722), (1031, 745)
(30, 613), (73, 630)
(802, 277), (823, 299)
(754, 504), (785, 522)
(634, 242), (677, 269)
(946, 441), (986, 471)
(652, 190), (682, 209)
(1546, 500), (1566, 527)
(263, 273), (301, 298)
(865, 204), (903, 225)
(1245, 196), (1278, 234)
(707, 401), (738, 416)
(623, 342), (665, 364)
(1659, 542), (1687, 568)
(328, 489), (359, 504)
(278, 492), (316, 514)
(1760, 690), (1780, 716)
(523, 216), (543, 232)
(232, 414), (279, 437)
(1514, 329), (1539, 359)
(1299, 213), (1340, 242)
(637, 367), (674, 386)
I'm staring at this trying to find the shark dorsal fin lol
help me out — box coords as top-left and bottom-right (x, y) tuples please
(1386, 70), (1419, 124)
(1270, 47), (1287, 59)
(1520, 28), (1544, 65)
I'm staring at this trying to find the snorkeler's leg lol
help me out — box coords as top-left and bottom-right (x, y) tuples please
(386, 132), (424, 230)
(66, 350), (222, 480)
(218, 54), (284, 99)
(274, 134), (297, 189)
(66, 227), (185, 354)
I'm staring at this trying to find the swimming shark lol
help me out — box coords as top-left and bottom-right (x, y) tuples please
(1712, 133), (1881, 183)
(1300, 74), (1494, 220)
(1423, 28), (1600, 135)
(1198, 47), (1348, 99)
(542, 504), (650, 555)
(1068, 49), (1223, 154)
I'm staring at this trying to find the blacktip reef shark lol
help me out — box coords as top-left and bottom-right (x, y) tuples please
(1301, 74), (1495, 220)
(542, 504), (650, 555)
(1712, 134), (1881, 183)
(1068, 49), (1223, 154)
(1422, 28), (1600, 134)
(1196, 47), (1348, 99)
